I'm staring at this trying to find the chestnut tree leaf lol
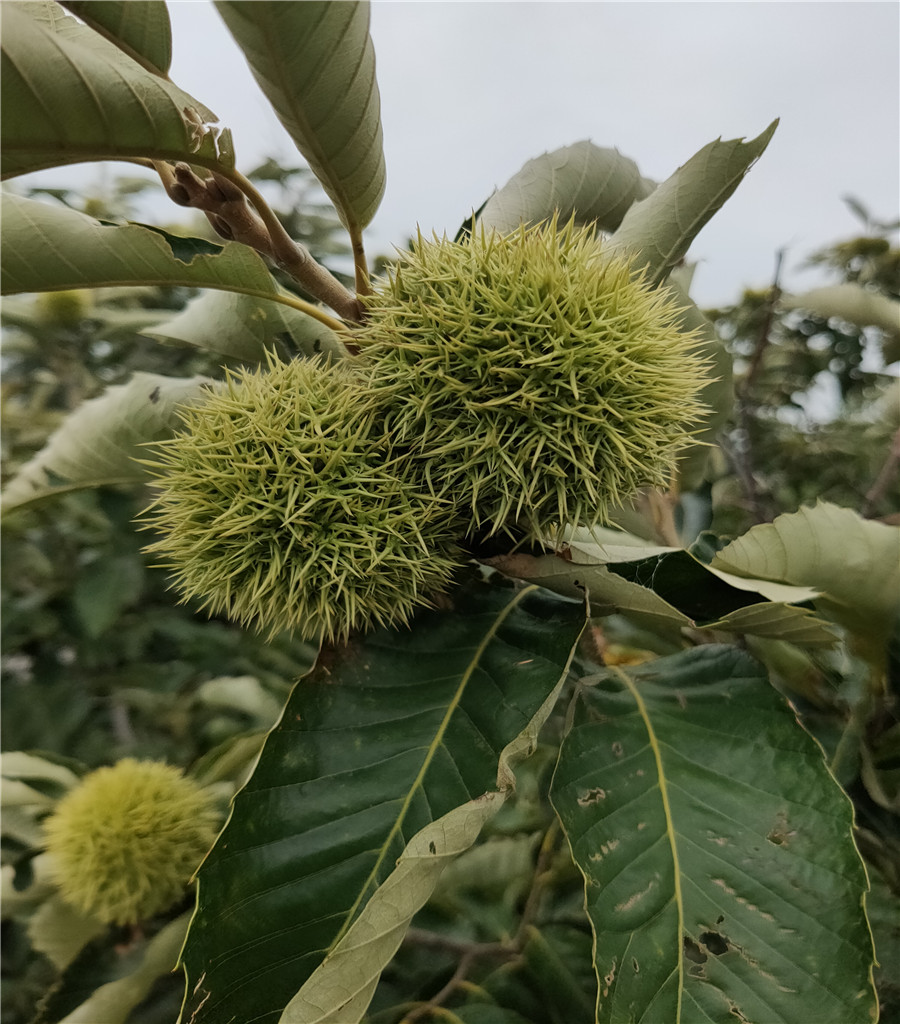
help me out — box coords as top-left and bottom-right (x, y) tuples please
(214, 0), (385, 232)
(711, 501), (900, 643)
(607, 121), (778, 286)
(280, 794), (507, 1023)
(1, 373), (211, 512)
(1, 1), (231, 179)
(487, 540), (837, 646)
(144, 290), (346, 364)
(180, 579), (586, 1024)
(58, 0), (172, 75)
(477, 140), (657, 236)
(551, 646), (876, 1023)
(0, 195), (295, 310)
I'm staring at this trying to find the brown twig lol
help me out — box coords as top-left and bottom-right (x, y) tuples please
(728, 249), (785, 524)
(151, 160), (361, 326)
(399, 933), (513, 1023)
(400, 821), (562, 1022)
(861, 425), (900, 518)
(217, 167), (364, 323)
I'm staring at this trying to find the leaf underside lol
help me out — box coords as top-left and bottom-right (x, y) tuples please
(214, 0), (385, 232)
(58, 0), (173, 75)
(0, 195), (284, 303)
(180, 579), (586, 1024)
(607, 121), (779, 287)
(477, 140), (657, 236)
(1, 1), (231, 179)
(1, 372), (211, 511)
(485, 544), (837, 647)
(144, 290), (345, 364)
(712, 501), (900, 642)
(551, 645), (875, 1024)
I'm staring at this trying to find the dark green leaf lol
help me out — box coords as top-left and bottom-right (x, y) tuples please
(180, 579), (586, 1024)
(551, 645), (876, 1024)
(73, 554), (144, 638)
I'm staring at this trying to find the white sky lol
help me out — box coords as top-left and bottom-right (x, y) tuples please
(22, 1), (900, 308)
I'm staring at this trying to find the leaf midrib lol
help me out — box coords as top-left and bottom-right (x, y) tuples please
(612, 664), (685, 1021)
(326, 584), (539, 952)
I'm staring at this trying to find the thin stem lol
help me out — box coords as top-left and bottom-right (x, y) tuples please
(350, 225), (373, 298)
(400, 819), (561, 1022)
(741, 248), (784, 395)
(514, 818), (560, 946)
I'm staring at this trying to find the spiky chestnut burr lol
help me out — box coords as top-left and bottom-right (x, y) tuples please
(356, 219), (710, 538)
(43, 759), (218, 925)
(142, 356), (460, 641)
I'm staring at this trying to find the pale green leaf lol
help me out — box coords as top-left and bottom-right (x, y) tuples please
(0, 194), (295, 308)
(195, 676), (284, 725)
(711, 502), (900, 641)
(27, 896), (106, 971)
(1, 372), (211, 511)
(488, 539), (838, 646)
(280, 794), (506, 1023)
(1, 1), (231, 179)
(59, 912), (191, 1024)
(704, 602), (838, 647)
(477, 140), (657, 235)
(607, 121), (778, 286)
(551, 646), (876, 1023)
(1, 751), (81, 794)
(781, 283), (900, 338)
(58, 0), (172, 75)
(1, 855), (57, 917)
(214, 0), (385, 232)
(144, 289), (346, 363)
